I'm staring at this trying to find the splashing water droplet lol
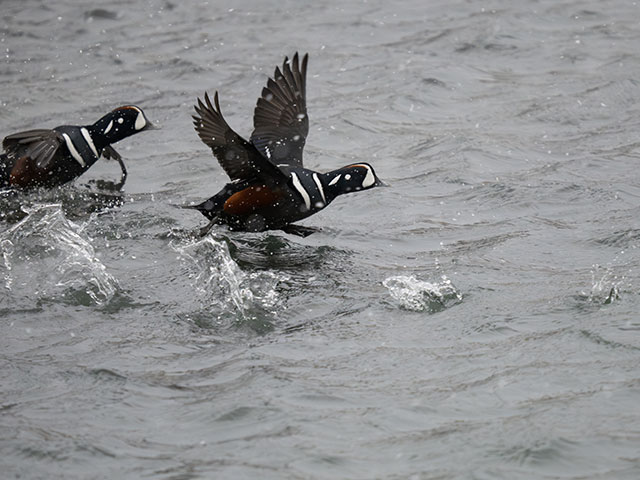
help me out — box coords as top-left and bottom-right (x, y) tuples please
(0, 204), (118, 305)
(173, 235), (289, 327)
(383, 275), (462, 312)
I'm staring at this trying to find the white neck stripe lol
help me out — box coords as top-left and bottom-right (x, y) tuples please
(328, 174), (341, 186)
(104, 120), (113, 135)
(80, 128), (99, 158)
(290, 172), (311, 210)
(312, 173), (326, 204)
(61, 133), (86, 167)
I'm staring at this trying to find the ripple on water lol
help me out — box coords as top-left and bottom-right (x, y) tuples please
(0, 203), (118, 308)
(383, 274), (462, 312)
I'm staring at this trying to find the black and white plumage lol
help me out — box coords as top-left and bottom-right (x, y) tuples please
(0, 105), (154, 189)
(189, 52), (385, 237)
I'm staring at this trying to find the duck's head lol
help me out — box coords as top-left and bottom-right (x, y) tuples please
(95, 105), (156, 143)
(325, 163), (387, 195)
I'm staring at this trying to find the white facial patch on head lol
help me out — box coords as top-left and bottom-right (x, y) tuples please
(361, 165), (375, 188)
(117, 118), (124, 124)
(135, 111), (146, 130)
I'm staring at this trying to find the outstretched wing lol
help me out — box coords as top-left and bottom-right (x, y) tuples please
(251, 52), (309, 168)
(193, 92), (273, 182)
(2, 129), (64, 169)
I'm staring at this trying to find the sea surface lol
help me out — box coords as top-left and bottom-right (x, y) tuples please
(1, 0), (640, 479)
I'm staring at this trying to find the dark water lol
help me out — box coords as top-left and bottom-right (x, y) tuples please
(2, 0), (640, 478)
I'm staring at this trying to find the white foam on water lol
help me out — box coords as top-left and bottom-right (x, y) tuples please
(173, 235), (288, 322)
(1, 238), (14, 290)
(383, 274), (462, 312)
(0, 203), (118, 305)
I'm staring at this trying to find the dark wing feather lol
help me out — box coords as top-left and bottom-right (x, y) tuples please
(193, 91), (268, 182)
(251, 52), (309, 168)
(2, 129), (64, 169)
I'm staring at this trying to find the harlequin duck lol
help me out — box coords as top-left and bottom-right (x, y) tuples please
(0, 105), (154, 189)
(189, 52), (386, 237)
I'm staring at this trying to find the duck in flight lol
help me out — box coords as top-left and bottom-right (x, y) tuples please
(189, 52), (385, 237)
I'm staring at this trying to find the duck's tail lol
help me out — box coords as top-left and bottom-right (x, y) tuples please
(179, 199), (220, 221)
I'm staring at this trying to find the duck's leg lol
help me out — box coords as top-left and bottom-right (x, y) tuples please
(199, 219), (218, 237)
(114, 157), (127, 190)
(96, 145), (127, 191)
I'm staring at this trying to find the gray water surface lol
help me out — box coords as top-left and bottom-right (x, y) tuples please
(2, 0), (640, 479)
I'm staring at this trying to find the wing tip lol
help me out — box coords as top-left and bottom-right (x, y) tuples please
(194, 90), (221, 115)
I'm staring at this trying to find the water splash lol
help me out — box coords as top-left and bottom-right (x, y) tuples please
(0, 203), (118, 305)
(1, 238), (14, 290)
(584, 263), (625, 305)
(173, 235), (289, 327)
(383, 274), (462, 312)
